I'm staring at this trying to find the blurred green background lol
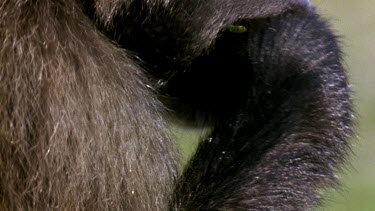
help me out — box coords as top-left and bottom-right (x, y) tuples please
(173, 0), (375, 210)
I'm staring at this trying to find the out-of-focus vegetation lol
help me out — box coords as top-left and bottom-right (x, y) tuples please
(172, 0), (375, 210)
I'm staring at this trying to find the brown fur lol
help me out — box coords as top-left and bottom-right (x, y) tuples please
(0, 1), (177, 210)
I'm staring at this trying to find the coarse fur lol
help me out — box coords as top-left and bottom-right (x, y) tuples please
(0, 0), (353, 210)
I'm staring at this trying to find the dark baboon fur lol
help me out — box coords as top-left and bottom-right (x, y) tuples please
(0, 0), (353, 210)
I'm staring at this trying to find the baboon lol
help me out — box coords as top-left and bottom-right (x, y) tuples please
(0, 0), (353, 210)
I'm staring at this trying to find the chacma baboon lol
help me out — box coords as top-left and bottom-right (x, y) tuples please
(0, 0), (353, 210)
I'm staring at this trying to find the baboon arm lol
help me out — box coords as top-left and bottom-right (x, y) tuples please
(174, 7), (352, 211)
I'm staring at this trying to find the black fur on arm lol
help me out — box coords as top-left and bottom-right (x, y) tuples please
(170, 5), (353, 211)
(97, 0), (353, 209)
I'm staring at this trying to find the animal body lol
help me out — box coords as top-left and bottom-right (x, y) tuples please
(0, 0), (353, 210)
